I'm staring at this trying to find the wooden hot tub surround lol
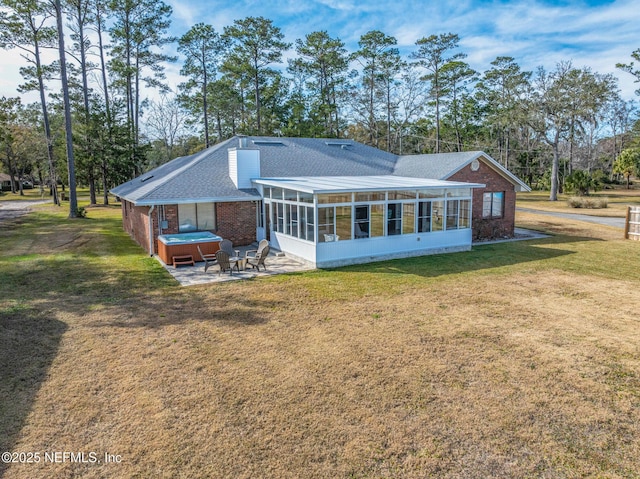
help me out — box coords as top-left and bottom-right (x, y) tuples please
(157, 232), (222, 265)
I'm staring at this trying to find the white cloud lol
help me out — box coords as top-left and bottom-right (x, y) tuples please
(0, 0), (638, 102)
(166, 0), (199, 28)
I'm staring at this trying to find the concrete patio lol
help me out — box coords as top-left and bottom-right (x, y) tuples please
(158, 228), (549, 286)
(157, 244), (315, 286)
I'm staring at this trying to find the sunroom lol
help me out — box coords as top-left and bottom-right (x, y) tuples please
(254, 176), (484, 268)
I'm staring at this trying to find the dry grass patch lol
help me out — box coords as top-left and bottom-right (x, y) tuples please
(567, 196), (609, 209)
(2, 204), (640, 478)
(518, 188), (640, 218)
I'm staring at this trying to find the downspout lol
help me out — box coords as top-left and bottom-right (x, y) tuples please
(148, 205), (156, 257)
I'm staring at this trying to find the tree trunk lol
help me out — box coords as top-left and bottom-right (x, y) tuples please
(434, 66), (440, 154)
(254, 57), (261, 133)
(102, 161), (109, 204)
(55, 0), (78, 218)
(77, 0), (96, 205)
(34, 38), (59, 206)
(386, 82), (391, 152)
(96, 1), (111, 205)
(550, 138), (560, 201)
(89, 170), (97, 205)
(202, 48), (211, 148)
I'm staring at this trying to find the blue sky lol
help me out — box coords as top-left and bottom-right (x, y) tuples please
(0, 0), (638, 102)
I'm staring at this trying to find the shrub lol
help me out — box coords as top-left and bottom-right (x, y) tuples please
(567, 197), (583, 208)
(565, 170), (601, 196)
(567, 196), (608, 209)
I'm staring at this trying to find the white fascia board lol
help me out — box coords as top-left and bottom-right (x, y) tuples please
(254, 176), (485, 194)
(131, 196), (260, 206)
(445, 152), (531, 192)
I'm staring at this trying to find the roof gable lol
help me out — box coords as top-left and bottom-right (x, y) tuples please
(394, 151), (531, 192)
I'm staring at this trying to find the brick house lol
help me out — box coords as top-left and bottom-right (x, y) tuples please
(112, 136), (530, 268)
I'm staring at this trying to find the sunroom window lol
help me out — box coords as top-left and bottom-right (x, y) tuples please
(432, 201), (445, 232)
(299, 206), (314, 241)
(354, 205), (370, 239)
(446, 200), (460, 230)
(387, 203), (402, 236)
(418, 201), (432, 232)
(318, 207), (336, 242)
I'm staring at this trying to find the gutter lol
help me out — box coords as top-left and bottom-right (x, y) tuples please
(148, 205), (155, 257)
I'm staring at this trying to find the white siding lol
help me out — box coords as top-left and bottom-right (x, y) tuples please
(228, 148), (260, 189)
(272, 229), (471, 268)
(315, 230), (472, 268)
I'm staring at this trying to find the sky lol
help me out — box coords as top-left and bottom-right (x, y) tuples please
(0, 0), (639, 104)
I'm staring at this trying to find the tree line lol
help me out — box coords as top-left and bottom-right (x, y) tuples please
(1, 0), (639, 215)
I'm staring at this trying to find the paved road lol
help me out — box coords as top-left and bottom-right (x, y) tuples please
(0, 200), (51, 224)
(517, 207), (625, 228)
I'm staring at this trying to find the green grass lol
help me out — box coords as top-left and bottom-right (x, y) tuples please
(0, 205), (172, 301)
(1, 198), (640, 478)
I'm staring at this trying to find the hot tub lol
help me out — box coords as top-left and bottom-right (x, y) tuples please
(157, 231), (222, 265)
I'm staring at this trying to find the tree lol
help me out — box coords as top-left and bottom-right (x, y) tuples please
(604, 96), (636, 162)
(143, 94), (191, 167)
(0, 97), (46, 195)
(0, 0), (60, 204)
(94, 0), (115, 204)
(178, 23), (227, 147)
(528, 62), (613, 200)
(352, 30), (398, 147)
(617, 48), (640, 96)
(410, 33), (464, 153)
(288, 30), (349, 138)
(0, 96), (24, 194)
(377, 44), (403, 152)
(565, 169), (598, 196)
(53, 0), (78, 217)
(391, 66), (427, 154)
(206, 78), (243, 140)
(614, 148), (640, 188)
(222, 16), (290, 134)
(108, 0), (175, 153)
(439, 60), (476, 152)
(476, 56), (531, 166)
(66, 0), (99, 205)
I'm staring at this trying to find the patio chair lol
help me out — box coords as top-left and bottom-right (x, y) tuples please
(215, 250), (233, 275)
(219, 239), (235, 257)
(245, 239), (270, 272)
(197, 245), (217, 273)
(355, 222), (368, 239)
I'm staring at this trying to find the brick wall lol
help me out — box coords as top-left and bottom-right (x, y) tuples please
(162, 205), (179, 234)
(215, 201), (257, 246)
(121, 201), (258, 255)
(121, 201), (153, 254)
(449, 159), (516, 240)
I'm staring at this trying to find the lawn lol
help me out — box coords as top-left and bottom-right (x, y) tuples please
(517, 186), (640, 218)
(1, 199), (639, 478)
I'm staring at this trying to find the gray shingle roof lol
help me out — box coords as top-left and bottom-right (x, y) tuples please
(394, 151), (483, 179)
(111, 136), (529, 205)
(111, 138), (260, 204)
